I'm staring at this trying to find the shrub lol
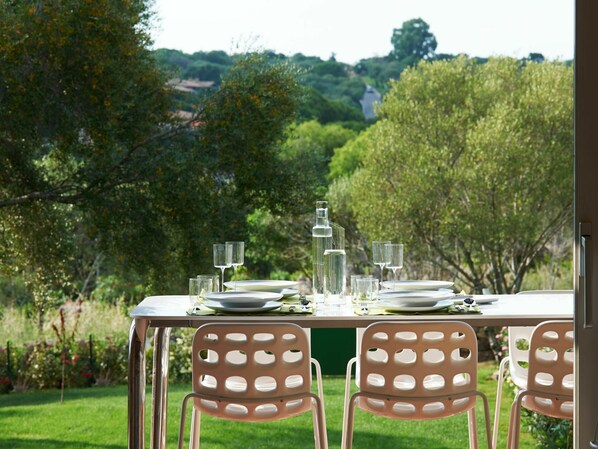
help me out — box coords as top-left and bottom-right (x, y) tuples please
(168, 329), (194, 384)
(0, 346), (13, 394)
(93, 336), (129, 386)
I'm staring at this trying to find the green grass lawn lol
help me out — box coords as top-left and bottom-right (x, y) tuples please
(0, 362), (533, 449)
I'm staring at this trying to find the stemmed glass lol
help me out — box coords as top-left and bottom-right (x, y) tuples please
(372, 241), (390, 282)
(213, 243), (231, 292)
(385, 243), (404, 281)
(226, 241), (244, 289)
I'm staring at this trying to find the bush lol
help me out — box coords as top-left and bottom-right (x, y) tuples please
(0, 346), (13, 393)
(0, 330), (195, 394)
(168, 329), (194, 384)
(525, 411), (573, 449)
(92, 336), (129, 386)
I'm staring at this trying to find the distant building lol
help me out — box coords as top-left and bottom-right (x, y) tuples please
(360, 85), (381, 120)
(167, 78), (215, 93)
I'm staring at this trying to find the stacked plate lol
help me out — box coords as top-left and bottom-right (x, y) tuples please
(224, 280), (299, 298)
(378, 280), (456, 312)
(203, 291), (283, 313)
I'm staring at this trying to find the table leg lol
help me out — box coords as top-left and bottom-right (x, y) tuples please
(151, 327), (172, 449)
(128, 318), (148, 449)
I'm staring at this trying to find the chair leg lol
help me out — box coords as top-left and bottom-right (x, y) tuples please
(468, 407), (478, 449)
(189, 406), (201, 449)
(478, 391), (493, 449)
(507, 392), (525, 449)
(312, 400), (321, 449)
(493, 357), (509, 449)
(312, 394), (328, 449)
(341, 358), (357, 449)
(312, 358), (327, 430)
(343, 393), (360, 449)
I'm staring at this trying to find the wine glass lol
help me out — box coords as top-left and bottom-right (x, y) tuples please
(371, 241), (390, 282)
(213, 243), (231, 292)
(385, 243), (404, 282)
(226, 241), (244, 289)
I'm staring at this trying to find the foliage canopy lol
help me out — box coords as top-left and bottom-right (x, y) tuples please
(0, 0), (303, 326)
(350, 57), (573, 293)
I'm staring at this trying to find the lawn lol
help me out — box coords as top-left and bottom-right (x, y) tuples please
(0, 362), (533, 449)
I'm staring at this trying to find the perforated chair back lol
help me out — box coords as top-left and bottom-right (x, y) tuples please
(504, 320), (574, 449)
(356, 321), (480, 419)
(342, 321), (491, 449)
(178, 322), (328, 449)
(493, 291), (573, 449)
(191, 322), (313, 421)
(507, 326), (534, 389)
(524, 320), (574, 417)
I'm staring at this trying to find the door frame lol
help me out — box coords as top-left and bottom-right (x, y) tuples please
(574, 1), (598, 447)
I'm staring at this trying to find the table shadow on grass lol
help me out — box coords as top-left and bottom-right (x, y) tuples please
(0, 438), (123, 449)
(0, 385), (129, 407)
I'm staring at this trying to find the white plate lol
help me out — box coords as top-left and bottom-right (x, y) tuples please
(203, 300), (283, 313)
(381, 280), (455, 291)
(475, 296), (499, 304)
(224, 280), (298, 293)
(378, 298), (454, 312)
(204, 291), (282, 307)
(281, 288), (299, 298)
(377, 290), (455, 306)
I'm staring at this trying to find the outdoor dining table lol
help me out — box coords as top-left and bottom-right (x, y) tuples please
(128, 292), (573, 449)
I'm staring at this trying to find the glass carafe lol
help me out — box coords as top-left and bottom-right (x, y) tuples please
(312, 200), (333, 301)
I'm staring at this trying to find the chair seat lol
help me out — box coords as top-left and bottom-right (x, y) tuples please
(521, 393), (574, 419)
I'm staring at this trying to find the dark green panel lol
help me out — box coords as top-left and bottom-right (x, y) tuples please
(311, 328), (356, 374)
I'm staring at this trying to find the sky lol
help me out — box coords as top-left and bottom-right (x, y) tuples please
(150, 0), (574, 65)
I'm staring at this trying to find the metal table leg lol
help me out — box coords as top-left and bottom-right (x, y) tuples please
(151, 327), (172, 449)
(128, 318), (148, 449)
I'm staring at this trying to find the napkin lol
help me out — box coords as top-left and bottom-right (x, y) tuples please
(353, 303), (481, 316)
(186, 302), (314, 316)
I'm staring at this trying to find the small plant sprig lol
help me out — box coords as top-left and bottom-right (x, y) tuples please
(51, 300), (82, 403)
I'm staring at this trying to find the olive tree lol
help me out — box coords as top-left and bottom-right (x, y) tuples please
(350, 57), (573, 293)
(0, 0), (302, 329)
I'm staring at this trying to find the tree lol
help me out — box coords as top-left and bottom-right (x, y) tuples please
(0, 1), (303, 328)
(349, 57), (573, 293)
(246, 121), (357, 277)
(390, 18), (437, 66)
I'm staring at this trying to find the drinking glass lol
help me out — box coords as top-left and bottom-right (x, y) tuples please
(372, 241), (391, 282)
(226, 241), (244, 289)
(350, 274), (365, 303)
(213, 243), (231, 292)
(355, 277), (378, 313)
(188, 278), (200, 307)
(197, 275), (216, 299)
(385, 243), (404, 281)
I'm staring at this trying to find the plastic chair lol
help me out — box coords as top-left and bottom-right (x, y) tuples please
(492, 290), (573, 448)
(505, 320), (574, 449)
(178, 322), (328, 449)
(342, 321), (492, 449)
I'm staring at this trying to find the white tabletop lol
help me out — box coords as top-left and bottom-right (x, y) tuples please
(130, 293), (573, 328)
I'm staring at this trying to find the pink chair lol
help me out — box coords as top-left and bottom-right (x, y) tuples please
(505, 320), (574, 449)
(342, 321), (492, 449)
(493, 291), (574, 448)
(178, 322), (327, 449)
